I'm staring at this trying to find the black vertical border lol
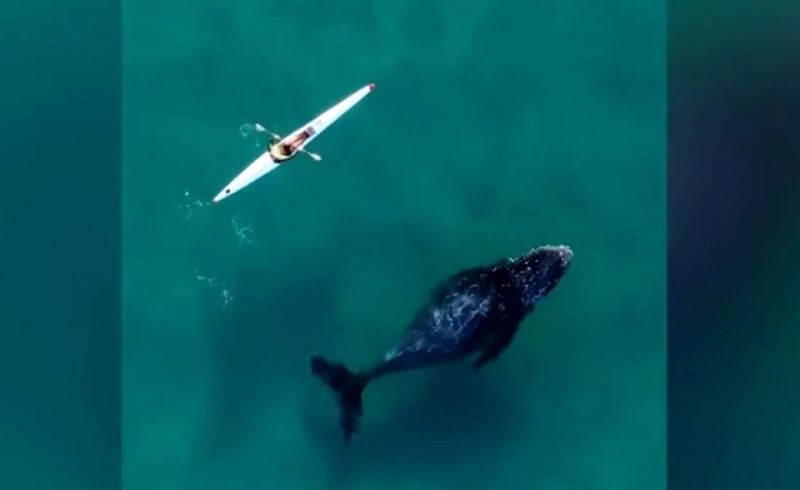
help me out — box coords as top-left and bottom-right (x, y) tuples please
(669, 0), (800, 488)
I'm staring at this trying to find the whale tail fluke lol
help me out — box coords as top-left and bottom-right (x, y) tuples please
(310, 354), (370, 442)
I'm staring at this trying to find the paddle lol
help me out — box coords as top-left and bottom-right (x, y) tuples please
(255, 123), (322, 161)
(254, 123), (280, 139)
(298, 148), (322, 162)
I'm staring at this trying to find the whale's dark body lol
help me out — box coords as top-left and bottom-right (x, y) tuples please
(311, 245), (573, 441)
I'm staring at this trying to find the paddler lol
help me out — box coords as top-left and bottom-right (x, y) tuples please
(286, 131), (310, 151)
(269, 131), (310, 162)
(268, 134), (294, 162)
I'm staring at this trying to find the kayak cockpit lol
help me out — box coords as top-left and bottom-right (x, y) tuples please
(270, 129), (313, 162)
(269, 143), (293, 161)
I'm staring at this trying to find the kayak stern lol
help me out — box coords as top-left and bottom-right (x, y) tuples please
(213, 151), (280, 203)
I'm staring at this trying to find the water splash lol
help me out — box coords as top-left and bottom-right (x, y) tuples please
(220, 289), (234, 309)
(239, 122), (270, 148)
(195, 270), (234, 309)
(179, 188), (210, 220)
(231, 215), (254, 245)
(239, 123), (258, 140)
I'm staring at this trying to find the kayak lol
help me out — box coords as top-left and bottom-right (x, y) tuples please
(213, 83), (376, 203)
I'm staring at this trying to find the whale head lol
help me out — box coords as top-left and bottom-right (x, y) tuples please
(503, 245), (573, 309)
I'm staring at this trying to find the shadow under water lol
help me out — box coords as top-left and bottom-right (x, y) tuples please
(302, 363), (525, 490)
(196, 251), (346, 463)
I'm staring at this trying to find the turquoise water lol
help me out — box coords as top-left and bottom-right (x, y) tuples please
(123, 0), (664, 488)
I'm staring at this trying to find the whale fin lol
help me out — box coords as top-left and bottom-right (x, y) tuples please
(310, 354), (370, 442)
(472, 324), (519, 369)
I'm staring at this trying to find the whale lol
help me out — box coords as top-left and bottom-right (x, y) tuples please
(310, 244), (573, 441)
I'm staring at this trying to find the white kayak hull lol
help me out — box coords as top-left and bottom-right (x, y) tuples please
(212, 151), (279, 203)
(213, 83), (375, 203)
